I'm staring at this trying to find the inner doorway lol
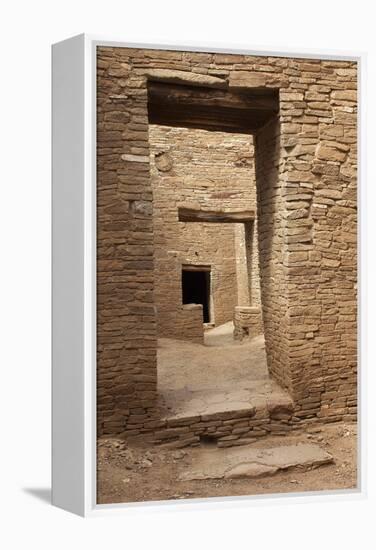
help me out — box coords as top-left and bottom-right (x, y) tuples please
(147, 80), (281, 428)
(182, 266), (211, 323)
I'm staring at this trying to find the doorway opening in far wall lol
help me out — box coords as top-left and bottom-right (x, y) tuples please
(182, 265), (211, 324)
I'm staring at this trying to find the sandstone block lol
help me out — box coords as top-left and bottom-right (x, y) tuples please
(229, 71), (268, 88)
(316, 143), (347, 162)
(145, 68), (227, 88)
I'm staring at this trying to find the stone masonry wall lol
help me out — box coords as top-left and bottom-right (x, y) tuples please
(255, 117), (291, 391)
(97, 46), (357, 436)
(149, 125), (259, 337)
(233, 306), (263, 341)
(97, 49), (158, 437)
(176, 304), (204, 344)
(234, 221), (261, 310)
(234, 223), (250, 306)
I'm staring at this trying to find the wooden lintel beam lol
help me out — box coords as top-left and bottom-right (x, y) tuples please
(182, 264), (211, 272)
(148, 104), (272, 134)
(148, 81), (279, 112)
(178, 208), (255, 223)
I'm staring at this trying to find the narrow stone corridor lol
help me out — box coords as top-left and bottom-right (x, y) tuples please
(157, 322), (291, 422)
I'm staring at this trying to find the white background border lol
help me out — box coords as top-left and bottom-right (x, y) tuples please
(2, 0), (375, 548)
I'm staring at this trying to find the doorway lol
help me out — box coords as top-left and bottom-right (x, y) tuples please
(182, 267), (211, 323)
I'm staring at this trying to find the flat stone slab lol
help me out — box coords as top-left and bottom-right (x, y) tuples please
(178, 444), (333, 481)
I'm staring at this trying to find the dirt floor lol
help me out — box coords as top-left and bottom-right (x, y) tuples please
(157, 322), (291, 418)
(97, 324), (357, 505)
(97, 422), (357, 504)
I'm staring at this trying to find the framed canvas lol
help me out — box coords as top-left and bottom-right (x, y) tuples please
(52, 34), (365, 516)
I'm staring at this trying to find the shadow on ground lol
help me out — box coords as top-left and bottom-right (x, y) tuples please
(23, 488), (51, 504)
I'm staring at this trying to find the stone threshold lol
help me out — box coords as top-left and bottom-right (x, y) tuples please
(149, 394), (295, 449)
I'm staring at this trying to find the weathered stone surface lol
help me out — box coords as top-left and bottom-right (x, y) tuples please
(154, 151), (173, 172)
(331, 90), (357, 101)
(233, 306), (263, 341)
(121, 154), (149, 163)
(145, 68), (228, 88)
(316, 143), (347, 162)
(267, 397), (294, 420)
(229, 71), (268, 88)
(225, 463), (278, 478)
(178, 444), (333, 480)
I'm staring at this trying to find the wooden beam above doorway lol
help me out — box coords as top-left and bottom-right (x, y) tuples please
(178, 207), (255, 223)
(147, 81), (279, 134)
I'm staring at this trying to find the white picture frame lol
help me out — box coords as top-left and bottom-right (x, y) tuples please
(52, 34), (366, 517)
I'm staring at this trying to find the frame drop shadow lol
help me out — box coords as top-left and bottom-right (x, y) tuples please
(23, 487), (51, 504)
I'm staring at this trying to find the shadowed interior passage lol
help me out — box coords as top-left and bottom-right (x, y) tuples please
(182, 269), (210, 323)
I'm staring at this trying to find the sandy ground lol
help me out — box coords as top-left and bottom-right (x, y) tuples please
(157, 323), (291, 418)
(97, 422), (357, 504)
